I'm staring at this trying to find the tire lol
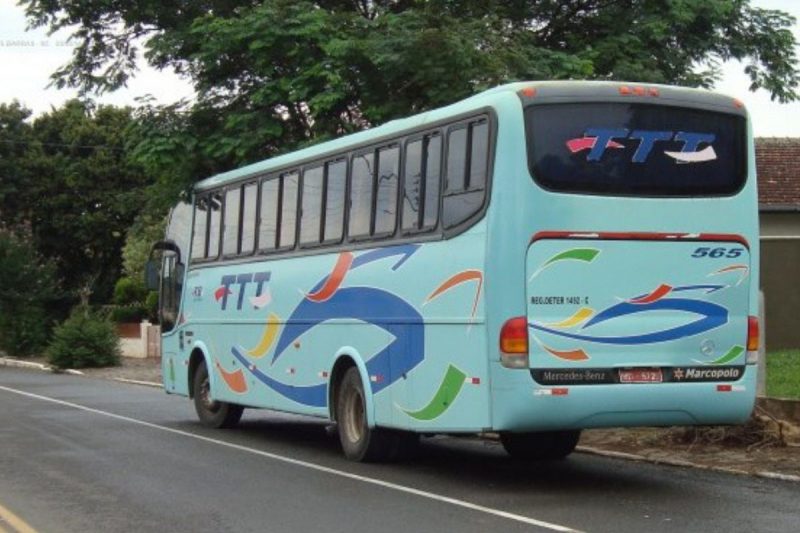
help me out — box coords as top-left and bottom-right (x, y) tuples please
(336, 367), (411, 462)
(192, 361), (244, 429)
(500, 430), (581, 461)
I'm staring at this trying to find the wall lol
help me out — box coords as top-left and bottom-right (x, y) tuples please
(759, 211), (800, 350)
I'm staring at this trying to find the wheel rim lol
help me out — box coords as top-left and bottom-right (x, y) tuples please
(199, 375), (220, 413)
(342, 386), (365, 444)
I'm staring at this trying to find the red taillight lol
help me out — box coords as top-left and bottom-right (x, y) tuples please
(747, 316), (759, 352)
(500, 317), (529, 368)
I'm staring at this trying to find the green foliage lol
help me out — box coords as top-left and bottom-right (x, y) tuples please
(0, 229), (59, 356)
(766, 350), (800, 399)
(121, 210), (167, 284)
(113, 276), (147, 305)
(0, 306), (51, 358)
(45, 307), (121, 369)
(0, 100), (152, 304)
(145, 291), (159, 323)
(19, 0), (800, 172)
(109, 305), (148, 324)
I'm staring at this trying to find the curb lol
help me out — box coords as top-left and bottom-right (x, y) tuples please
(576, 445), (800, 483)
(0, 357), (84, 375)
(112, 378), (162, 389)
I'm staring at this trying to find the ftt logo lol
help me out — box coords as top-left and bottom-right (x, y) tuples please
(567, 128), (716, 164)
(215, 271), (272, 311)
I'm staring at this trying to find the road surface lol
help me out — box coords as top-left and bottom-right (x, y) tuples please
(0, 368), (797, 532)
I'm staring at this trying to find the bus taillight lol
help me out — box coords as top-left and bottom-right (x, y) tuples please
(746, 315), (759, 363)
(500, 317), (529, 368)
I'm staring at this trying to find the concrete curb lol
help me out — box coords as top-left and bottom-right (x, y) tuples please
(576, 445), (800, 483)
(0, 357), (84, 375)
(112, 378), (162, 389)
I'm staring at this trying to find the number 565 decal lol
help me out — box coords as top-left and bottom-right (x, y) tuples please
(691, 247), (743, 258)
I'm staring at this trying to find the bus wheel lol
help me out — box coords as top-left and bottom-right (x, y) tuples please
(336, 367), (398, 462)
(192, 361), (244, 429)
(500, 430), (581, 461)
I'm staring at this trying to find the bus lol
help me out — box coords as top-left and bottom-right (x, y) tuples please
(147, 81), (760, 462)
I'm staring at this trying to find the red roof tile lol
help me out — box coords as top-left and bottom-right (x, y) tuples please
(756, 138), (800, 208)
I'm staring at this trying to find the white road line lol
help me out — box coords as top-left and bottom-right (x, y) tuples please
(0, 384), (581, 533)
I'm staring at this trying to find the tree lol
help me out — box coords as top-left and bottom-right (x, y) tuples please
(0, 102), (34, 223)
(2, 100), (151, 304)
(22, 0), (799, 168)
(0, 228), (59, 356)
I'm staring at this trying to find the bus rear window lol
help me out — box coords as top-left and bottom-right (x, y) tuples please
(525, 103), (746, 196)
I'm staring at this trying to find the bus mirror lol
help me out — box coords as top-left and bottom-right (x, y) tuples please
(144, 260), (160, 291)
(175, 263), (185, 286)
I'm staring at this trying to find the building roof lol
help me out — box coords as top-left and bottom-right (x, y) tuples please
(756, 138), (800, 211)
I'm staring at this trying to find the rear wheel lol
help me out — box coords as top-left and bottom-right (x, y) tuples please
(192, 361), (244, 429)
(336, 367), (416, 462)
(500, 430), (581, 460)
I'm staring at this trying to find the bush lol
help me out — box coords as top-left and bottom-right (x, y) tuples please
(0, 306), (50, 357)
(109, 304), (147, 324)
(45, 307), (121, 369)
(113, 276), (148, 305)
(145, 291), (159, 323)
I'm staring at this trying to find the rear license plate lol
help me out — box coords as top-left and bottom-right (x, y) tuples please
(619, 368), (663, 383)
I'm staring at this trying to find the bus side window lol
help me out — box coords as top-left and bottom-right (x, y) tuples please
(443, 118), (489, 228)
(223, 186), (241, 256)
(349, 152), (374, 238)
(403, 133), (441, 233)
(300, 165), (324, 246)
(374, 145), (399, 236)
(207, 192), (223, 258)
(279, 171), (299, 249)
(240, 183), (257, 254)
(191, 197), (208, 261)
(259, 177), (279, 252)
(324, 159), (346, 243)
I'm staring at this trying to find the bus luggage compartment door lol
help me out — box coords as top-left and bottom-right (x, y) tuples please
(525, 235), (751, 383)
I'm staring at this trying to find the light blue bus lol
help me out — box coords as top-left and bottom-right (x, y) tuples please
(148, 81), (760, 462)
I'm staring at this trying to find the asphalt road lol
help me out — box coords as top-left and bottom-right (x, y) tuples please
(0, 368), (797, 533)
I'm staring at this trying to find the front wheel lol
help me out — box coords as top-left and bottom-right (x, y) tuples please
(336, 367), (415, 462)
(500, 430), (581, 461)
(192, 361), (244, 429)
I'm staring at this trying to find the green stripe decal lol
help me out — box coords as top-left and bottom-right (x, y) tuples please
(403, 365), (467, 421)
(543, 248), (600, 267)
(710, 345), (745, 365)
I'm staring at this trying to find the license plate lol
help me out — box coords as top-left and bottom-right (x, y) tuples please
(619, 368), (663, 383)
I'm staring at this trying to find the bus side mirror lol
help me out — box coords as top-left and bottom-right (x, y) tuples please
(144, 260), (160, 291)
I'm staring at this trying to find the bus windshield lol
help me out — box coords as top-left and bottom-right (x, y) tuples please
(525, 102), (746, 196)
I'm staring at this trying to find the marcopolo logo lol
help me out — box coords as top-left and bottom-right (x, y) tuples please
(567, 128), (717, 164)
(672, 366), (742, 382)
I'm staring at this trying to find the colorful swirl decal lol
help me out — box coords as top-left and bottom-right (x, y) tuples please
(542, 345), (590, 362)
(532, 288), (728, 346)
(529, 248), (600, 281)
(402, 364), (466, 421)
(246, 313), (281, 358)
(229, 244), (425, 406)
(306, 252), (353, 302)
(215, 360), (248, 394)
(424, 270), (483, 320)
(542, 307), (594, 329)
(708, 345), (744, 365)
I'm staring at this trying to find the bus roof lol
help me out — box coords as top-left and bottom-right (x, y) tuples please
(195, 81), (744, 192)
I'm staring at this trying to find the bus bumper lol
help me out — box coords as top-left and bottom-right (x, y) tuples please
(490, 364), (757, 431)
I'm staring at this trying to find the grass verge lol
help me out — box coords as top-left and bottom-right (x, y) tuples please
(767, 350), (800, 399)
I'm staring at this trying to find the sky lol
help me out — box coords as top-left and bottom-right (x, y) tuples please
(0, 0), (798, 137)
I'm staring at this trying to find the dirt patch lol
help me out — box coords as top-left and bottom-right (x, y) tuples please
(77, 357), (162, 383)
(580, 413), (800, 477)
